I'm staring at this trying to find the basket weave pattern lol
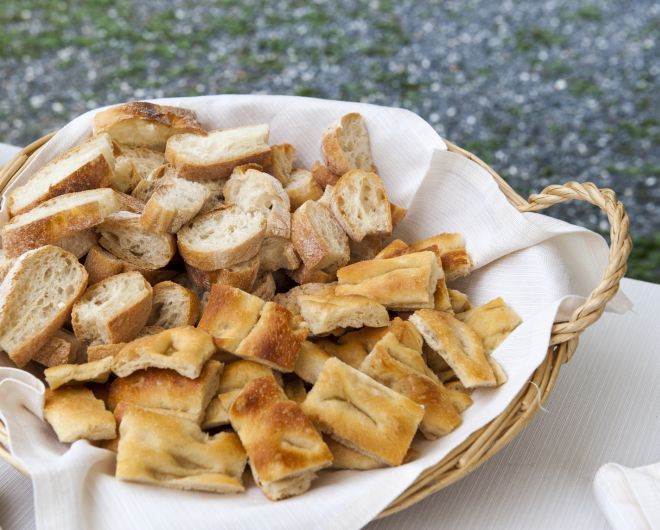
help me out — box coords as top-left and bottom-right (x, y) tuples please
(0, 134), (632, 518)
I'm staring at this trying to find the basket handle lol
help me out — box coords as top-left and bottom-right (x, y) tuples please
(517, 181), (632, 362)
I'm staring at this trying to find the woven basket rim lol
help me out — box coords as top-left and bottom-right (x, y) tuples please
(0, 131), (632, 520)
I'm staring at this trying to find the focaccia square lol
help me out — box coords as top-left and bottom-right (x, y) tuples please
(44, 387), (116, 443)
(229, 376), (332, 501)
(366, 332), (438, 382)
(116, 406), (247, 493)
(293, 340), (332, 384)
(455, 297), (522, 353)
(410, 309), (496, 388)
(112, 326), (216, 379)
(298, 293), (389, 335)
(44, 356), (113, 390)
(301, 358), (424, 466)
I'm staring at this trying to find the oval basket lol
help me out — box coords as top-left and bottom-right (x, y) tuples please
(0, 132), (632, 519)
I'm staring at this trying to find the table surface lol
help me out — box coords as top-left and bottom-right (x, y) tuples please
(1, 144), (659, 529)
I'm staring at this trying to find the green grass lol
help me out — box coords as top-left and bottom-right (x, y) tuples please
(628, 234), (660, 283)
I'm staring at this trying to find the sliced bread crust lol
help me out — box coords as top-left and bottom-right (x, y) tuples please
(321, 113), (376, 175)
(147, 281), (200, 328)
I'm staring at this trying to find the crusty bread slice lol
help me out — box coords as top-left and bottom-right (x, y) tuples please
(286, 263), (335, 285)
(321, 112), (376, 175)
(0, 246), (88, 367)
(84, 245), (175, 286)
(141, 174), (210, 233)
(147, 281), (200, 328)
(265, 143), (295, 185)
(311, 160), (340, 189)
(185, 254), (260, 292)
(130, 163), (167, 203)
(291, 200), (349, 272)
(259, 236), (300, 272)
(177, 205), (266, 271)
(8, 133), (115, 216)
(285, 169), (322, 211)
(96, 212), (176, 270)
(198, 179), (225, 214)
(1, 188), (123, 258)
(224, 165), (290, 238)
(93, 101), (205, 150)
(330, 170), (392, 242)
(32, 330), (84, 367)
(72, 271), (153, 345)
(52, 228), (98, 259)
(297, 293), (389, 335)
(112, 145), (166, 193)
(0, 249), (14, 284)
(165, 124), (271, 180)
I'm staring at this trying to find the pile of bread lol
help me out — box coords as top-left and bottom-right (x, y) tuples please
(0, 102), (522, 501)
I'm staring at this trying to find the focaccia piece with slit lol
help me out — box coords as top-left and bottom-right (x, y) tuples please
(298, 293), (389, 335)
(44, 356), (113, 390)
(455, 297), (522, 353)
(301, 358), (424, 466)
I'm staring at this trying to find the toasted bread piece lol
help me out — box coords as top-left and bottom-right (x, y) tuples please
(311, 160), (340, 189)
(93, 101), (204, 150)
(185, 255), (260, 292)
(286, 263), (336, 285)
(33, 330), (84, 367)
(44, 356), (113, 390)
(148, 281), (200, 328)
(448, 289), (471, 313)
(87, 342), (125, 362)
(8, 133), (115, 216)
(2, 188), (123, 258)
(72, 271), (153, 346)
(265, 143), (295, 185)
(166, 125), (271, 180)
(315, 339), (368, 368)
(111, 145), (166, 192)
(0, 246), (88, 367)
(298, 293), (389, 335)
(321, 112), (376, 175)
(130, 165), (166, 203)
(455, 297), (522, 353)
(259, 236), (300, 272)
(409, 233), (472, 281)
(97, 212), (176, 270)
(374, 239), (409, 259)
(330, 170), (392, 242)
(53, 229), (98, 259)
(390, 202), (407, 228)
(285, 169), (323, 210)
(224, 165), (291, 238)
(291, 200), (349, 272)
(84, 245), (176, 286)
(140, 174), (210, 233)
(250, 271), (276, 301)
(177, 205), (266, 271)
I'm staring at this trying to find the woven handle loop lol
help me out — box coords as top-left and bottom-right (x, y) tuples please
(518, 181), (632, 361)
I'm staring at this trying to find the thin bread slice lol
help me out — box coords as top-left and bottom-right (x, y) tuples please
(0, 246), (88, 367)
(265, 143), (295, 185)
(33, 330), (84, 367)
(449, 289), (471, 313)
(325, 436), (383, 470)
(177, 205), (266, 271)
(130, 165), (166, 203)
(330, 170), (392, 242)
(44, 356), (113, 390)
(321, 112), (376, 175)
(93, 101), (205, 150)
(165, 124), (271, 180)
(311, 160), (340, 189)
(285, 169), (322, 211)
(1, 188), (123, 258)
(97, 212), (176, 270)
(8, 133), (115, 216)
(53, 228), (98, 259)
(291, 200), (349, 272)
(147, 281), (200, 328)
(71, 271), (153, 346)
(185, 254), (260, 292)
(390, 202), (407, 228)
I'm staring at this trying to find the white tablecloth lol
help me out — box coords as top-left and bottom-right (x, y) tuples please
(1, 143), (659, 529)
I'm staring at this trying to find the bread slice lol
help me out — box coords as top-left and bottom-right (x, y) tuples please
(7, 133), (115, 216)
(259, 236), (300, 272)
(198, 179), (225, 214)
(165, 124), (271, 180)
(285, 169), (322, 211)
(0, 246), (88, 367)
(321, 112), (376, 175)
(33, 330), (84, 367)
(297, 293), (389, 335)
(0, 249), (13, 284)
(52, 228), (98, 259)
(224, 165), (291, 238)
(1, 188), (123, 258)
(93, 101), (204, 150)
(185, 254), (260, 292)
(140, 174), (210, 233)
(112, 145), (166, 192)
(330, 170), (392, 242)
(311, 160), (341, 189)
(96, 212), (176, 270)
(84, 245), (175, 285)
(286, 263), (335, 285)
(71, 271), (153, 345)
(291, 200), (349, 271)
(130, 165), (166, 203)
(177, 205), (266, 271)
(264, 143), (295, 185)
(148, 281), (200, 328)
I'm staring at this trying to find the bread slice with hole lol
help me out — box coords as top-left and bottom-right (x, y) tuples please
(1, 188), (123, 258)
(7, 133), (115, 217)
(93, 101), (205, 150)
(72, 271), (153, 346)
(165, 124), (271, 180)
(330, 170), (392, 242)
(321, 112), (376, 175)
(177, 205), (266, 271)
(147, 281), (200, 328)
(96, 212), (176, 270)
(0, 246), (88, 367)
(285, 169), (322, 211)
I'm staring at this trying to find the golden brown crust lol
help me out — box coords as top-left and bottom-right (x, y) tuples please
(448, 289), (471, 313)
(286, 263), (336, 285)
(87, 342), (125, 362)
(185, 254), (260, 292)
(293, 340), (331, 384)
(84, 245), (124, 284)
(374, 239), (409, 259)
(324, 436), (383, 470)
(148, 281), (200, 328)
(409, 233), (472, 281)
(264, 143), (295, 185)
(310, 160), (340, 189)
(44, 356), (113, 390)
(298, 293), (389, 335)
(455, 297), (522, 353)
(390, 202), (407, 228)
(32, 330), (83, 367)
(218, 360), (278, 393)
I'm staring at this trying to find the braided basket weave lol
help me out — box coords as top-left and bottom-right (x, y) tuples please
(0, 132), (632, 519)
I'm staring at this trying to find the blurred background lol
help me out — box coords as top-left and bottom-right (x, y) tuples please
(1, 0), (658, 282)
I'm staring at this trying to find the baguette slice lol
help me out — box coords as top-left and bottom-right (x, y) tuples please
(0, 246), (88, 367)
(185, 255), (260, 292)
(84, 245), (176, 286)
(1, 188), (123, 258)
(148, 281), (200, 328)
(72, 271), (153, 345)
(198, 179), (225, 214)
(33, 330), (84, 367)
(177, 205), (266, 271)
(93, 101), (205, 150)
(321, 112), (376, 175)
(285, 169), (322, 211)
(165, 125), (271, 180)
(97, 212), (176, 270)
(259, 236), (300, 272)
(264, 143), (295, 185)
(330, 170), (392, 242)
(112, 146), (166, 193)
(8, 133), (115, 216)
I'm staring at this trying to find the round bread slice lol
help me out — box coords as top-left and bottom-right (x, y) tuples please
(177, 205), (266, 271)
(148, 281), (200, 328)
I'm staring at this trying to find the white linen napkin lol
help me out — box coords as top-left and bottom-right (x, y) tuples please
(0, 95), (632, 530)
(594, 463), (660, 529)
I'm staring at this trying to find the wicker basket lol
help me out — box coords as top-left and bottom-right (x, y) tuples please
(0, 132), (632, 519)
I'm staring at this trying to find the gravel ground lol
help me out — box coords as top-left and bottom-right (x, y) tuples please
(1, 0), (658, 281)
